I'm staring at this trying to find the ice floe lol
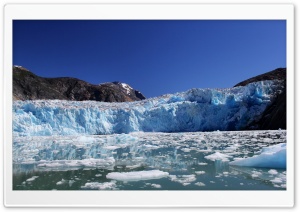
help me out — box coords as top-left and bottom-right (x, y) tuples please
(81, 181), (117, 190)
(195, 171), (205, 175)
(204, 152), (232, 162)
(106, 170), (169, 181)
(268, 169), (278, 175)
(151, 184), (162, 188)
(169, 174), (197, 186)
(195, 182), (206, 186)
(198, 162), (208, 166)
(56, 179), (67, 185)
(26, 176), (39, 182)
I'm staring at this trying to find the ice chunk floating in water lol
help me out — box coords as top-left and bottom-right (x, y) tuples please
(230, 143), (286, 169)
(13, 80), (283, 136)
(106, 170), (169, 181)
(81, 181), (117, 190)
(205, 152), (232, 162)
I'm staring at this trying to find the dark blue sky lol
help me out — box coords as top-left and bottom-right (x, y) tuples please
(13, 20), (286, 98)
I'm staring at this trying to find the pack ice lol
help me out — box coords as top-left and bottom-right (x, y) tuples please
(13, 80), (283, 136)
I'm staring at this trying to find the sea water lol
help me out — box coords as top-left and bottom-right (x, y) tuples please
(13, 130), (286, 190)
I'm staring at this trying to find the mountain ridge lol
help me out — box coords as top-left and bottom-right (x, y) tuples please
(234, 68), (286, 87)
(13, 66), (146, 102)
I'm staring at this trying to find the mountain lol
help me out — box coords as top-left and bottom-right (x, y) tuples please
(234, 68), (286, 130)
(13, 66), (146, 102)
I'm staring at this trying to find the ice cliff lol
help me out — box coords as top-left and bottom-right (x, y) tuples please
(13, 80), (283, 136)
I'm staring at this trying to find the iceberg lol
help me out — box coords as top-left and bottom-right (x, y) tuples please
(229, 143), (286, 169)
(13, 80), (283, 136)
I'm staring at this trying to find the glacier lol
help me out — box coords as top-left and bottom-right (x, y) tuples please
(13, 80), (283, 136)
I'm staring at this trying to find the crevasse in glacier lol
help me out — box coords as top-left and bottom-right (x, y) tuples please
(13, 80), (283, 136)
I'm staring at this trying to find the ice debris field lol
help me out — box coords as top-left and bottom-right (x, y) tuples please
(13, 80), (283, 136)
(13, 130), (286, 190)
(12, 80), (287, 190)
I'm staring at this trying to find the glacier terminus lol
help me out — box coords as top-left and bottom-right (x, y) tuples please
(13, 80), (283, 136)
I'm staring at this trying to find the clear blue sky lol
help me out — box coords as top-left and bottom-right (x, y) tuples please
(13, 20), (286, 98)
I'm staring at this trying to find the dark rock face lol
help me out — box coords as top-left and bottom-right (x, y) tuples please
(234, 68), (286, 130)
(234, 68), (286, 87)
(13, 66), (146, 102)
(255, 86), (286, 130)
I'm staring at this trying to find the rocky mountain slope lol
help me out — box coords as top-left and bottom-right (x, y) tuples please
(234, 68), (286, 130)
(13, 66), (146, 102)
(234, 68), (286, 87)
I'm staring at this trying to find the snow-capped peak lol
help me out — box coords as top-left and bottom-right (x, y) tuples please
(121, 83), (133, 95)
(13, 65), (26, 70)
(14, 65), (32, 72)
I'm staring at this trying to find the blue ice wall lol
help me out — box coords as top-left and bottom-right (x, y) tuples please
(13, 80), (283, 136)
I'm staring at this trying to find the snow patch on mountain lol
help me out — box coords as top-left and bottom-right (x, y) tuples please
(121, 83), (133, 95)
